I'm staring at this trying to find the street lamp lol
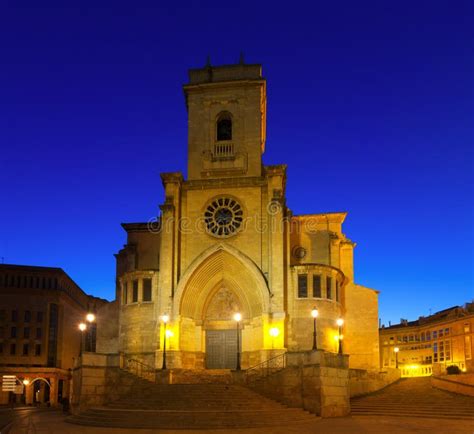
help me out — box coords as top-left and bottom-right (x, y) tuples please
(394, 347), (400, 369)
(336, 318), (344, 355)
(86, 313), (96, 352)
(311, 308), (319, 350)
(22, 379), (30, 386)
(269, 327), (279, 349)
(161, 314), (170, 370)
(78, 322), (87, 355)
(234, 312), (242, 370)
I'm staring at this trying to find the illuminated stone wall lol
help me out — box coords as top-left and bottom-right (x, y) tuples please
(110, 62), (380, 372)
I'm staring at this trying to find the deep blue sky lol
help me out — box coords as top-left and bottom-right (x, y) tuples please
(0, 1), (472, 325)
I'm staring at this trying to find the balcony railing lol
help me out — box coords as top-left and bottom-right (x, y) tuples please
(245, 352), (287, 384)
(213, 142), (234, 160)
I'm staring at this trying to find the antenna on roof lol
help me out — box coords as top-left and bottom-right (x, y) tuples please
(239, 51), (245, 64)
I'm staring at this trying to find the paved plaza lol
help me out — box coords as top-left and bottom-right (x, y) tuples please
(6, 409), (474, 434)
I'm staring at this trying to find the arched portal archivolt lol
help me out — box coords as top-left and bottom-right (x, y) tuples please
(174, 244), (270, 320)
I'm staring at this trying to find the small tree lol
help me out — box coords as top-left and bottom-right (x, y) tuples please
(446, 365), (461, 375)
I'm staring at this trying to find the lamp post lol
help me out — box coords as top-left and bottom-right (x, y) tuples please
(311, 308), (319, 350)
(161, 314), (170, 370)
(78, 322), (87, 355)
(336, 318), (344, 355)
(86, 313), (96, 352)
(269, 327), (279, 350)
(234, 312), (242, 370)
(394, 347), (399, 369)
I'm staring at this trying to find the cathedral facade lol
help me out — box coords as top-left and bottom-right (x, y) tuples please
(114, 62), (379, 372)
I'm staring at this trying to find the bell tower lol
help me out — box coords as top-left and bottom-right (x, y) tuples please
(183, 61), (266, 180)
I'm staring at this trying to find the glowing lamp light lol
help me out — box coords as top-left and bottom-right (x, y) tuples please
(78, 322), (87, 332)
(86, 313), (96, 323)
(161, 314), (170, 323)
(23, 379), (30, 386)
(311, 308), (319, 318)
(336, 318), (344, 327)
(394, 347), (400, 353)
(269, 327), (279, 338)
(165, 330), (174, 338)
(234, 312), (242, 322)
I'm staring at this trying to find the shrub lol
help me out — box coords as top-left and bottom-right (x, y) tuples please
(446, 365), (461, 375)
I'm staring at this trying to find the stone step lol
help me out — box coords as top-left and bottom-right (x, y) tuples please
(67, 408), (317, 429)
(352, 411), (474, 421)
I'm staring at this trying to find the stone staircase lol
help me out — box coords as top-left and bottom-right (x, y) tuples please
(67, 370), (317, 429)
(351, 377), (474, 420)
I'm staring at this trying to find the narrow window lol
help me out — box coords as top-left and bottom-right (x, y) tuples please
(24, 310), (31, 322)
(12, 310), (18, 322)
(36, 328), (42, 339)
(0, 310), (5, 321)
(24, 327), (30, 338)
(217, 114), (232, 141)
(312, 275), (321, 298)
(10, 343), (16, 355)
(11, 327), (16, 338)
(326, 277), (332, 300)
(35, 344), (41, 356)
(142, 278), (152, 302)
(122, 281), (128, 304)
(37, 312), (43, 323)
(0, 343), (3, 354)
(0, 327), (3, 338)
(297, 274), (308, 298)
(23, 343), (29, 356)
(132, 280), (138, 303)
(465, 336), (472, 360)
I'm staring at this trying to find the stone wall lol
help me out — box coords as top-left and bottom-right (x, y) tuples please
(248, 350), (350, 417)
(432, 374), (474, 397)
(349, 368), (400, 397)
(71, 352), (130, 413)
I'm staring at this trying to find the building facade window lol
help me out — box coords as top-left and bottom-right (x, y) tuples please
(297, 274), (308, 298)
(47, 303), (59, 367)
(24, 310), (31, 322)
(23, 343), (29, 356)
(36, 328), (42, 339)
(142, 278), (152, 302)
(37, 312), (43, 323)
(35, 344), (41, 356)
(216, 113), (232, 141)
(0, 343), (3, 354)
(24, 327), (30, 338)
(132, 280), (138, 303)
(0, 310), (5, 321)
(465, 336), (472, 360)
(10, 326), (16, 338)
(11, 310), (18, 322)
(312, 275), (321, 298)
(123, 281), (128, 304)
(326, 277), (332, 300)
(10, 343), (16, 355)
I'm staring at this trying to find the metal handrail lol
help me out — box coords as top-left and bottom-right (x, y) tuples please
(245, 352), (287, 384)
(124, 358), (156, 382)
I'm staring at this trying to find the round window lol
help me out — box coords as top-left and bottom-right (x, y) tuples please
(204, 198), (243, 238)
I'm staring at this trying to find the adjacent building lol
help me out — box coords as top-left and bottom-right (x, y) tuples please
(380, 302), (474, 377)
(0, 264), (107, 405)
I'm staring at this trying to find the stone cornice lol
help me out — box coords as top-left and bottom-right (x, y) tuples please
(160, 172), (184, 186)
(182, 176), (267, 190)
(292, 212), (347, 224)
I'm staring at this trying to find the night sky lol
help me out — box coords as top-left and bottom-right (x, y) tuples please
(1, 1), (472, 325)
